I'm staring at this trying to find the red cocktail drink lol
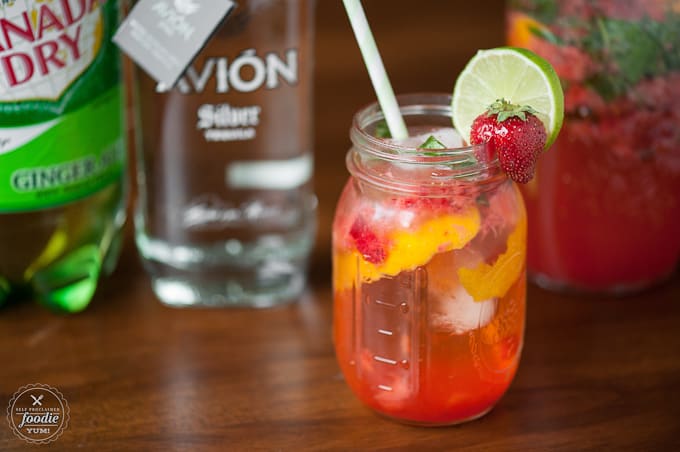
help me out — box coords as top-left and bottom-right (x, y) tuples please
(332, 94), (526, 425)
(508, 0), (680, 292)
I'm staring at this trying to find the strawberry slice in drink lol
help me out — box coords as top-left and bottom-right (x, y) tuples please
(349, 215), (388, 264)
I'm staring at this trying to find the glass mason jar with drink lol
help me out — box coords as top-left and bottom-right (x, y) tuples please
(134, 0), (317, 307)
(335, 1), (563, 425)
(333, 94), (527, 425)
(507, 0), (680, 293)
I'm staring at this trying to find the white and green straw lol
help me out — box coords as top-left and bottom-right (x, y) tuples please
(342, 0), (409, 140)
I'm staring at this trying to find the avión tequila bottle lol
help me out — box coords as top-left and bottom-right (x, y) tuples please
(134, 0), (317, 307)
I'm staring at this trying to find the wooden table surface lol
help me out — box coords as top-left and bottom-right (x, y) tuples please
(2, 1), (680, 450)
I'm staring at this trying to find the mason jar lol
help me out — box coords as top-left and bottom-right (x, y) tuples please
(332, 94), (526, 425)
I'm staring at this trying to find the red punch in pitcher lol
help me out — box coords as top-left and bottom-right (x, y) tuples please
(508, 0), (680, 293)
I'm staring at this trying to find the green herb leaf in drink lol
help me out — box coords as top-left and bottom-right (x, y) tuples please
(374, 119), (392, 138)
(518, 0), (680, 101)
(419, 135), (447, 150)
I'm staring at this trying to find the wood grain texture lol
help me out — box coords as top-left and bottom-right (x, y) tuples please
(2, 1), (680, 450)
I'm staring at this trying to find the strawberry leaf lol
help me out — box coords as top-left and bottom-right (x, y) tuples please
(486, 99), (537, 122)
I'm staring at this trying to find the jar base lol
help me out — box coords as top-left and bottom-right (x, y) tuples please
(373, 406), (494, 427)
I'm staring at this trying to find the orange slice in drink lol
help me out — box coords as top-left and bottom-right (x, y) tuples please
(334, 205), (481, 290)
(333, 250), (359, 291)
(457, 212), (527, 301)
(506, 11), (546, 48)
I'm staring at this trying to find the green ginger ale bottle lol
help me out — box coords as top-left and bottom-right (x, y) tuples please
(0, 0), (126, 312)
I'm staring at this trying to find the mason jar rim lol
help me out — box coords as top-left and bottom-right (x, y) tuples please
(347, 93), (504, 193)
(351, 93), (496, 162)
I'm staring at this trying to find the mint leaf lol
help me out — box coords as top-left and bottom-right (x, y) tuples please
(476, 193), (490, 207)
(419, 135), (447, 150)
(643, 14), (680, 71)
(586, 75), (625, 102)
(574, 16), (669, 101)
(518, 3), (680, 102)
(374, 120), (391, 139)
(603, 19), (661, 83)
(510, 0), (559, 24)
(529, 24), (562, 45)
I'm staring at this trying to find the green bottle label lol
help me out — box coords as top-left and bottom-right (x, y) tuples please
(0, 0), (124, 212)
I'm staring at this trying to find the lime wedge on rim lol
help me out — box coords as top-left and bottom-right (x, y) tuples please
(452, 47), (564, 150)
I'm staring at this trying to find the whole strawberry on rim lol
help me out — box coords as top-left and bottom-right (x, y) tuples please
(452, 47), (564, 184)
(470, 98), (547, 183)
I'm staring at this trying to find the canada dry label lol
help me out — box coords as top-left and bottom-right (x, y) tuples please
(0, 0), (124, 212)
